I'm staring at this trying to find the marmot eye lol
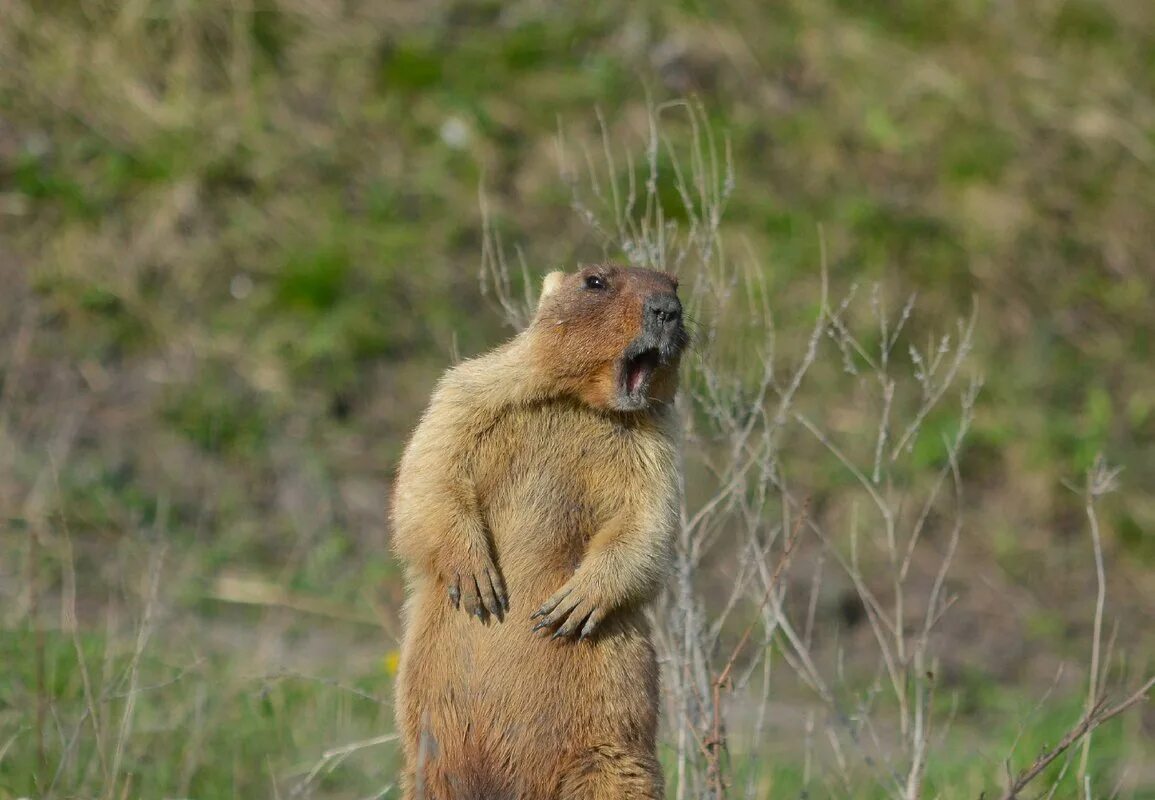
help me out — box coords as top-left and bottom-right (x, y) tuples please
(585, 275), (608, 291)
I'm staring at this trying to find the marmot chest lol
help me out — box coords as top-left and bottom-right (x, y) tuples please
(475, 405), (659, 562)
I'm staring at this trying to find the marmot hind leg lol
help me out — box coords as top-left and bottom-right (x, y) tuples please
(558, 745), (664, 800)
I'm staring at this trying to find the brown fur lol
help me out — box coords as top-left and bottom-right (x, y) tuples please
(391, 265), (685, 799)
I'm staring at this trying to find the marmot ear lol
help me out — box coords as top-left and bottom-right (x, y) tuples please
(539, 271), (566, 304)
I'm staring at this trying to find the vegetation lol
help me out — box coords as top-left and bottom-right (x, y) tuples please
(1, 0), (1153, 797)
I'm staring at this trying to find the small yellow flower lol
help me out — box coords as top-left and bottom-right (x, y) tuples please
(383, 650), (401, 677)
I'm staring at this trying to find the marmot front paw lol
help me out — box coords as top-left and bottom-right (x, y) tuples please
(446, 555), (508, 620)
(530, 578), (609, 640)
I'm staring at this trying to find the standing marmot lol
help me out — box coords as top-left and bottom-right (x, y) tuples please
(391, 265), (687, 799)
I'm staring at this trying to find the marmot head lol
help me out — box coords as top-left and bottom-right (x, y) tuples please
(529, 264), (688, 413)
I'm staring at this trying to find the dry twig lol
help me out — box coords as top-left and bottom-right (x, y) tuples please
(999, 677), (1155, 800)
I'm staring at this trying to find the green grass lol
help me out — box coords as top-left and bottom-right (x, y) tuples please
(0, 627), (395, 799)
(1, 617), (1143, 797)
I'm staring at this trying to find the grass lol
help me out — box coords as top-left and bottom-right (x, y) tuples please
(0, 615), (1144, 797)
(2, 539), (397, 799)
(0, 543), (1146, 798)
(2, 0), (1154, 796)
(0, 627), (396, 798)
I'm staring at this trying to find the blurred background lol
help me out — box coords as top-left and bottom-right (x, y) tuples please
(1, 1), (1153, 797)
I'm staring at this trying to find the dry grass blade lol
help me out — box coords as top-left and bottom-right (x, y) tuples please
(705, 499), (808, 797)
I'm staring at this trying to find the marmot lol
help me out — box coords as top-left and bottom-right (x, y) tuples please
(391, 264), (687, 800)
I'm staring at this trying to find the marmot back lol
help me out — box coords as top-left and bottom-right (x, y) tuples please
(391, 265), (687, 800)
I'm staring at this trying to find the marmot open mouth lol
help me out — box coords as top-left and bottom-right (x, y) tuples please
(623, 348), (660, 397)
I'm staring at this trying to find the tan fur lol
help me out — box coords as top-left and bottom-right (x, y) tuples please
(391, 265), (684, 800)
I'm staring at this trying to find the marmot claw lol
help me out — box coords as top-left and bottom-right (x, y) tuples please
(532, 583), (608, 640)
(450, 563), (508, 620)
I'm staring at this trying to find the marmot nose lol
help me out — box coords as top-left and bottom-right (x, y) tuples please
(644, 293), (682, 326)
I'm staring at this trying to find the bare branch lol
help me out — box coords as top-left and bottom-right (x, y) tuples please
(999, 677), (1155, 800)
